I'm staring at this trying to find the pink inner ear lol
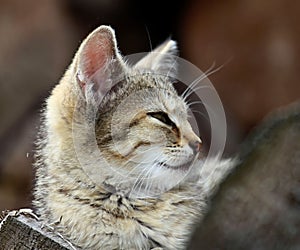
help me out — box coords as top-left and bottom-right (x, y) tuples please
(80, 30), (115, 82)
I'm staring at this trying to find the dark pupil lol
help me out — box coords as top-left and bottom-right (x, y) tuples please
(148, 112), (176, 128)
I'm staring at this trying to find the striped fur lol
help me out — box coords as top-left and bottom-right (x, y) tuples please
(33, 26), (234, 250)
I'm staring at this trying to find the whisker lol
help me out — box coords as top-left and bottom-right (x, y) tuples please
(182, 79), (214, 102)
(180, 61), (217, 99)
(130, 161), (157, 196)
(114, 148), (163, 185)
(187, 100), (205, 108)
(145, 25), (153, 51)
(130, 152), (163, 196)
(181, 75), (206, 100)
(181, 62), (225, 102)
(138, 164), (155, 196)
(189, 109), (210, 122)
(186, 84), (215, 98)
(187, 101), (218, 120)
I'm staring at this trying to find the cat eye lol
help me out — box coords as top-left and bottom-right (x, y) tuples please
(147, 111), (176, 128)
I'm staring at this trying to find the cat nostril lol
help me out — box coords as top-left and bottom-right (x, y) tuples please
(188, 141), (201, 154)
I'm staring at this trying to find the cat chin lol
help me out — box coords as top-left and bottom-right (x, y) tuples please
(100, 159), (199, 199)
(126, 164), (195, 198)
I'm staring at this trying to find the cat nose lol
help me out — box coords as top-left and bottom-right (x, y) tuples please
(188, 140), (202, 155)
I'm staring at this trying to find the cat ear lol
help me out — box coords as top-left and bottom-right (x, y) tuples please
(75, 26), (125, 103)
(134, 39), (178, 77)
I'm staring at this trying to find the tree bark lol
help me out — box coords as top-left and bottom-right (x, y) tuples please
(0, 212), (74, 250)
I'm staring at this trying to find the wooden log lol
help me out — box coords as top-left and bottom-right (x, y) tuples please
(0, 210), (75, 250)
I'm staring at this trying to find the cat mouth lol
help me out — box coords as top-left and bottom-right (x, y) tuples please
(157, 160), (194, 171)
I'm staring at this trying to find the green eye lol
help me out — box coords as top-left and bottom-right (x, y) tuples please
(147, 111), (176, 128)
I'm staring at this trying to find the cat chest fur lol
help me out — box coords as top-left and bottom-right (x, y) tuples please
(45, 178), (204, 249)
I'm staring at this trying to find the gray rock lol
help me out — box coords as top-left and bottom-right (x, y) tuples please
(189, 102), (300, 250)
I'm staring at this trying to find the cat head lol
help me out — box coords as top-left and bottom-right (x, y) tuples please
(71, 26), (202, 197)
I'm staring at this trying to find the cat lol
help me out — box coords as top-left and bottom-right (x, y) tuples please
(33, 25), (234, 250)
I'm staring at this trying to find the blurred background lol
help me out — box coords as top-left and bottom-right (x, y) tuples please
(0, 0), (299, 247)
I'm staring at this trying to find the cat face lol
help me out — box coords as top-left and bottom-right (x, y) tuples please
(73, 26), (201, 197)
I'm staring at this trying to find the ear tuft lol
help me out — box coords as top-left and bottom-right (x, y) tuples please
(134, 39), (178, 76)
